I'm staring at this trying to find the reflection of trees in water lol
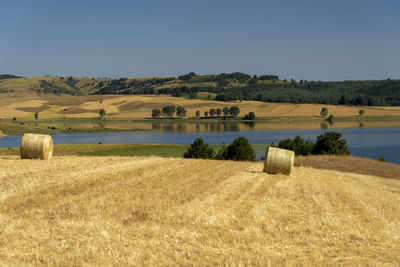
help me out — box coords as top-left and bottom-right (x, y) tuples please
(196, 123), (200, 132)
(162, 123), (175, 132)
(209, 123), (216, 132)
(177, 123), (186, 133)
(244, 121), (255, 129)
(359, 122), (365, 128)
(320, 122), (328, 129)
(228, 123), (239, 131)
(152, 122), (175, 132)
(152, 122), (161, 131)
(217, 123), (222, 132)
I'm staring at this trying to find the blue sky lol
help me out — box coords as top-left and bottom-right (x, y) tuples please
(1, 0), (399, 80)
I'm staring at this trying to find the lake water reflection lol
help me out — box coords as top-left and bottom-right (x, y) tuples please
(1, 121), (400, 164)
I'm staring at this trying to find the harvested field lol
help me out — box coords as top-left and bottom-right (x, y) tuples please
(0, 156), (399, 265)
(295, 155), (400, 180)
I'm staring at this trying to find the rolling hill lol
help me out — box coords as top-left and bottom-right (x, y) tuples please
(1, 73), (400, 107)
(0, 156), (399, 265)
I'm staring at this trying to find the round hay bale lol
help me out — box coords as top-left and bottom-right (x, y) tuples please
(263, 147), (294, 176)
(20, 133), (53, 160)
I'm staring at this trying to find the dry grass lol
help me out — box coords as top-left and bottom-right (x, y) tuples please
(0, 156), (399, 265)
(296, 155), (400, 180)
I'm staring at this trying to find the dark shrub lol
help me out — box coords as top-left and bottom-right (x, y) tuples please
(183, 138), (215, 159)
(225, 136), (256, 161)
(377, 155), (386, 162)
(278, 135), (315, 156)
(327, 114), (335, 123)
(248, 112), (256, 120)
(313, 131), (350, 155)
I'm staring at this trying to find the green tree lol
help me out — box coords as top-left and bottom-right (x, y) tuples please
(248, 112), (256, 120)
(99, 108), (106, 118)
(216, 108), (222, 116)
(313, 131), (350, 155)
(223, 107), (229, 116)
(204, 111), (208, 117)
(229, 106), (240, 117)
(320, 107), (328, 117)
(162, 105), (176, 118)
(176, 106), (187, 118)
(359, 109), (365, 116)
(196, 110), (200, 118)
(34, 112), (39, 120)
(209, 108), (216, 116)
(183, 138), (215, 159)
(278, 135), (315, 156)
(152, 109), (161, 118)
(225, 136), (256, 161)
(217, 79), (229, 89)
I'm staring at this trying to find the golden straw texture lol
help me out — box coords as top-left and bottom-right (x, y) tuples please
(0, 156), (399, 265)
(20, 133), (53, 160)
(264, 147), (294, 175)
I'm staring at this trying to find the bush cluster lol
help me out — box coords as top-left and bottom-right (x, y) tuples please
(184, 136), (256, 161)
(278, 131), (350, 156)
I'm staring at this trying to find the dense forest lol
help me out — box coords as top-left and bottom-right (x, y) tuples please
(214, 79), (400, 106)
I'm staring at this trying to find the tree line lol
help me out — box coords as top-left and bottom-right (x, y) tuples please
(183, 131), (351, 162)
(152, 106), (187, 118)
(151, 105), (242, 119)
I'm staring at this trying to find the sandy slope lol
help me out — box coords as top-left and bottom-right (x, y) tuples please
(0, 156), (399, 265)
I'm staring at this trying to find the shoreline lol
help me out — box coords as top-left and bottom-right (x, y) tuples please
(1, 115), (400, 135)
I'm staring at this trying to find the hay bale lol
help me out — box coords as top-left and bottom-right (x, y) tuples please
(20, 133), (53, 160)
(263, 147), (294, 175)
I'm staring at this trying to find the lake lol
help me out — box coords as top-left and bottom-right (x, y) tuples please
(1, 122), (399, 164)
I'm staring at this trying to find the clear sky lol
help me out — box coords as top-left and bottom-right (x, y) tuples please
(1, 0), (399, 81)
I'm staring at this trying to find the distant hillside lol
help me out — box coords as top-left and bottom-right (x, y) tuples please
(1, 72), (400, 106)
(0, 74), (22, 79)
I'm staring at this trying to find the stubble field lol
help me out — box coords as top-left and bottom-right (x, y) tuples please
(0, 156), (399, 265)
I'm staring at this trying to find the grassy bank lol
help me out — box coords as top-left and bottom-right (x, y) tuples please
(0, 143), (269, 158)
(0, 119), (150, 135)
